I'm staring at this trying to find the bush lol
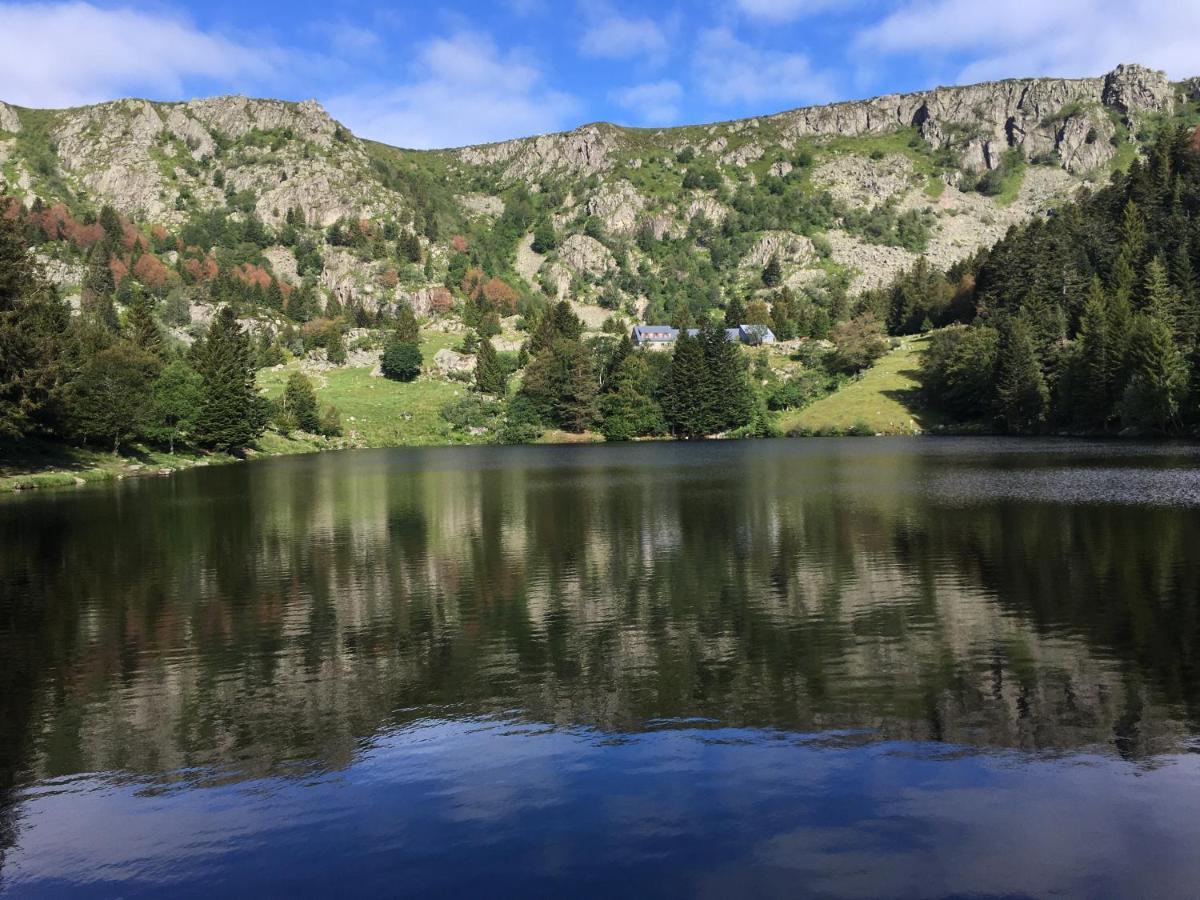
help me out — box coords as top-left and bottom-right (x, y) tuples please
(381, 340), (422, 381)
(439, 395), (497, 430)
(497, 395), (544, 444)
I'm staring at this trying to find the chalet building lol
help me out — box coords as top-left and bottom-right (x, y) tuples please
(631, 324), (776, 350)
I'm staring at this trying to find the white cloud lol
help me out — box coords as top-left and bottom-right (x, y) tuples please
(611, 80), (682, 125)
(694, 28), (836, 107)
(0, 2), (275, 108)
(579, 10), (669, 63)
(858, 0), (1200, 83)
(325, 31), (579, 149)
(735, 0), (853, 23)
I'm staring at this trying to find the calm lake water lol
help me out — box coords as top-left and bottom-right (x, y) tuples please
(2, 438), (1200, 898)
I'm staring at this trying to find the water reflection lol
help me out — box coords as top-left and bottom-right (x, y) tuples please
(1, 438), (1199, 894)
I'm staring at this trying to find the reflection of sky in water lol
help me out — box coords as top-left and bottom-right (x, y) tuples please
(4, 439), (1200, 896)
(8, 720), (1200, 899)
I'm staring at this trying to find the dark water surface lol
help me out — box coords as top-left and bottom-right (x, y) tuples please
(2, 438), (1200, 898)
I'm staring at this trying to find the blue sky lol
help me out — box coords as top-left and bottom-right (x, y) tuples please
(0, 1), (1197, 148)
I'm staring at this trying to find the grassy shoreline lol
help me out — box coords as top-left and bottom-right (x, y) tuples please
(2, 336), (947, 494)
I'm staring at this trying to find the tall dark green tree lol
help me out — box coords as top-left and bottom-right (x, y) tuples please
(1073, 279), (1114, 429)
(995, 315), (1048, 432)
(1120, 312), (1187, 433)
(192, 306), (265, 452)
(475, 337), (506, 396)
(124, 288), (164, 358)
(0, 216), (70, 438)
(660, 328), (707, 439)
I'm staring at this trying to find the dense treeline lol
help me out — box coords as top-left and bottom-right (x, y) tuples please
(874, 126), (1200, 434)
(0, 213), (339, 456)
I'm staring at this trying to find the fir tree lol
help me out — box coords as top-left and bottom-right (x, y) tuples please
(762, 253), (783, 288)
(0, 215), (70, 438)
(192, 306), (265, 452)
(599, 354), (665, 441)
(475, 337), (506, 396)
(1120, 312), (1187, 433)
(1074, 279), (1113, 429)
(660, 329), (708, 439)
(124, 289), (164, 358)
(394, 302), (420, 344)
(995, 315), (1048, 433)
(724, 293), (746, 327)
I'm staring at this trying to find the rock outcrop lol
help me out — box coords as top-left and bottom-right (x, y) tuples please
(559, 234), (616, 277)
(0, 101), (20, 133)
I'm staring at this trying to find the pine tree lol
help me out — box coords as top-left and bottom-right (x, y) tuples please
(0, 216), (70, 438)
(700, 320), (754, 433)
(762, 254), (783, 288)
(475, 337), (506, 396)
(124, 289), (164, 358)
(1074, 279), (1112, 429)
(660, 329), (708, 438)
(394, 302), (420, 344)
(192, 306), (265, 452)
(1120, 312), (1187, 433)
(724, 293), (746, 327)
(995, 315), (1048, 433)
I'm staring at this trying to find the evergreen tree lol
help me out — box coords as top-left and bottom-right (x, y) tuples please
(283, 371), (321, 433)
(1074, 279), (1113, 429)
(660, 329), (708, 439)
(700, 319), (754, 432)
(192, 306), (265, 452)
(124, 288), (164, 358)
(724, 293), (746, 327)
(599, 354), (666, 441)
(762, 253), (783, 288)
(475, 337), (506, 396)
(394, 302), (420, 344)
(995, 315), (1048, 433)
(0, 215), (70, 438)
(531, 220), (557, 254)
(1120, 312), (1187, 433)
(519, 337), (598, 432)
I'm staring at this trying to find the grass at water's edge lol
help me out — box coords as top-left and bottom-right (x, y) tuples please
(778, 336), (945, 436)
(3, 337), (948, 494)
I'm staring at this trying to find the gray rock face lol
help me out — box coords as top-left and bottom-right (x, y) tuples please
(743, 232), (815, 269)
(585, 181), (646, 235)
(1102, 64), (1173, 114)
(771, 65), (1165, 175)
(559, 234), (616, 277)
(0, 101), (20, 133)
(457, 124), (618, 181)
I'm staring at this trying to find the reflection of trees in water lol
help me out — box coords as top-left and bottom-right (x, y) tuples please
(0, 446), (1197, 807)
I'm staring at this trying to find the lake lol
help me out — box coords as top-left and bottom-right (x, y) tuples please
(2, 438), (1199, 898)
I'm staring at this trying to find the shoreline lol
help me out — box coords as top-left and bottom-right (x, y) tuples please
(5, 428), (1187, 496)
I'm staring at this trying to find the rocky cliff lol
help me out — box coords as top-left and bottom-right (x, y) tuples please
(1, 63), (1194, 321)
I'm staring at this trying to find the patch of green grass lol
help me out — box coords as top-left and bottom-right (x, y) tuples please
(778, 336), (945, 436)
(257, 331), (483, 448)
